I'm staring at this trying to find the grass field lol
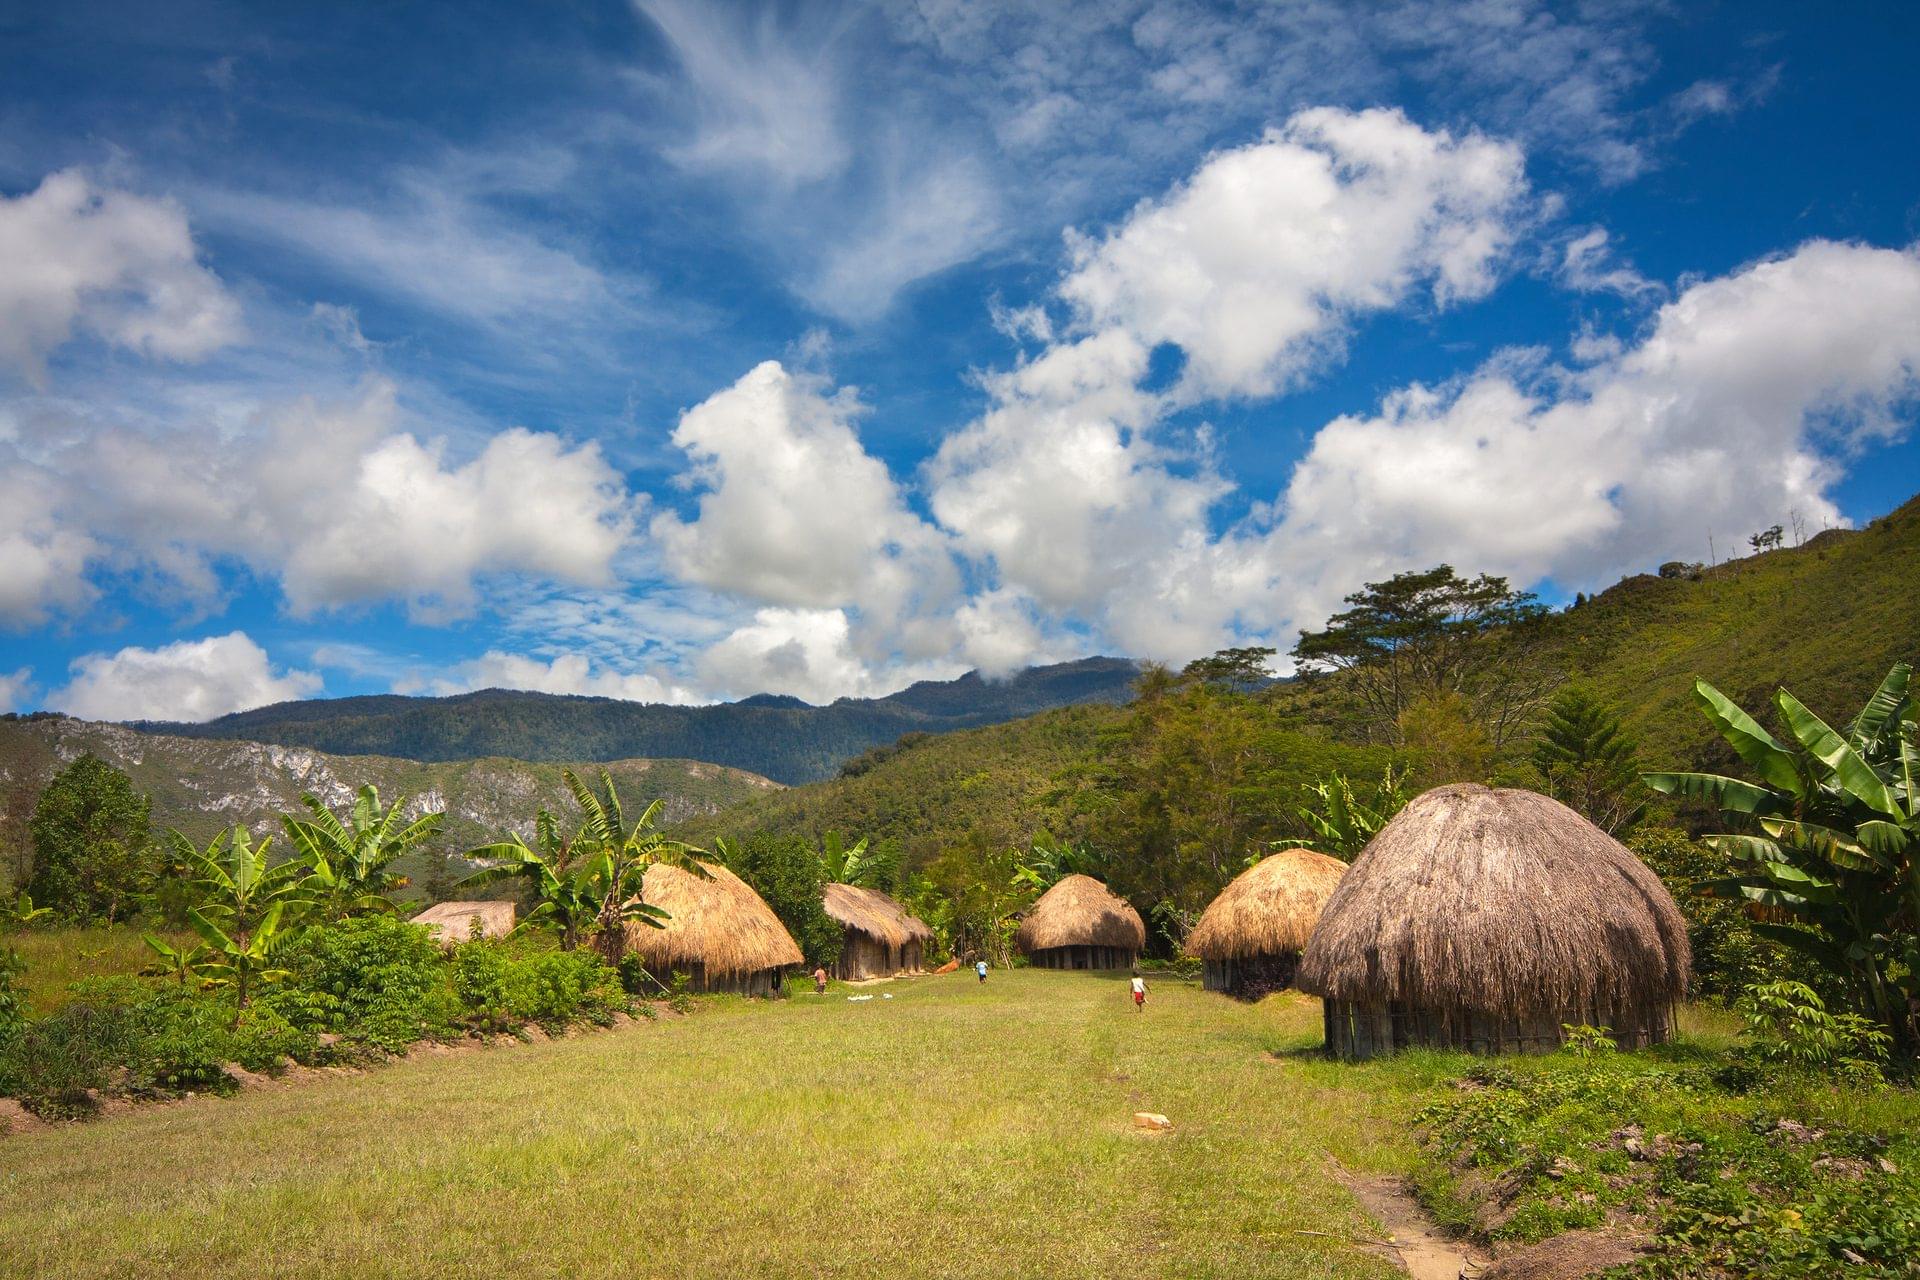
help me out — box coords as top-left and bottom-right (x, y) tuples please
(0, 970), (1481, 1280)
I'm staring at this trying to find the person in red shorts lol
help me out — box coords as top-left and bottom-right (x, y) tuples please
(1130, 971), (1147, 1010)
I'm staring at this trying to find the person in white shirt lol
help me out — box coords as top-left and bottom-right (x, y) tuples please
(1130, 972), (1147, 1011)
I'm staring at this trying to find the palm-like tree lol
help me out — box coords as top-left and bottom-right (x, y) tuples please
(163, 826), (311, 1018)
(463, 770), (707, 964)
(819, 832), (897, 889)
(280, 785), (443, 919)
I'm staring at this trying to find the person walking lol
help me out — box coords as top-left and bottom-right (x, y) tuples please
(1130, 971), (1147, 1011)
(812, 964), (828, 995)
(975, 958), (989, 983)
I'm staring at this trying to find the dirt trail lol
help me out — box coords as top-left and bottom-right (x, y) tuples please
(1332, 1164), (1487, 1280)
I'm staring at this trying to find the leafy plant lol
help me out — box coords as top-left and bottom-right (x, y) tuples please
(1644, 663), (1920, 1056)
(25, 754), (156, 924)
(464, 771), (706, 964)
(4, 890), (53, 930)
(279, 784), (443, 920)
(1012, 831), (1108, 891)
(1736, 979), (1892, 1075)
(1273, 764), (1409, 859)
(0, 946), (24, 1041)
(818, 831), (900, 891)
(167, 826), (313, 1018)
(139, 934), (210, 987)
(1560, 1023), (1618, 1060)
(277, 915), (460, 1051)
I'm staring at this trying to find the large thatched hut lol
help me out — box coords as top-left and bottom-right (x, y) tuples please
(1298, 784), (1690, 1059)
(411, 900), (516, 948)
(622, 861), (803, 996)
(1187, 848), (1348, 999)
(822, 883), (934, 979)
(1016, 874), (1146, 971)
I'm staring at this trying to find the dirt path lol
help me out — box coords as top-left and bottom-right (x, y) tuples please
(1332, 1163), (1488, 1280)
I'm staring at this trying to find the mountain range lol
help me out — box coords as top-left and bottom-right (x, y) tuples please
(130, 657), (1144, 785)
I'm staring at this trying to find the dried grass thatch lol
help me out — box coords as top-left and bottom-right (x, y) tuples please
(1187, 848), (1348, 960)
(822, 883), (934, 948)
(1015, 874), (1146, 955)
(1298, 784), (1690, 1027)
(410, 900), (516, 948)
(622, 861), (803, 977)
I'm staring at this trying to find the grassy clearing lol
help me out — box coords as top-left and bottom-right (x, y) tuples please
(5, 926), (192, 1015)
(2, 971), (1443, 1280)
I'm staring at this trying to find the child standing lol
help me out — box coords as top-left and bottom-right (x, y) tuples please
(1130, 972), (1147, 1011)
(975, 958), (989, 983)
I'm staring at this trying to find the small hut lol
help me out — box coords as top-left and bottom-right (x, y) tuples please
(623, 861), (803, 996)
(1298, 784), (1690, 1059)
(1187, 848), (1348, 999)
(411, 900), (516, 948)
(1016, 874), (1146, 971)
(822, 883), (934, 980)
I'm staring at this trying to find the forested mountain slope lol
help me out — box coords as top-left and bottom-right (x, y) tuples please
(132, 658), (1141, 785)
(680, 495), (1920, 866)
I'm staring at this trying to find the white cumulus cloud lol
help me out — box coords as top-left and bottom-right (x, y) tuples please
(397, 650), (704, 705)
(0, 170), (242, 384)
(0, 667), (34, 714)
(48, 632), (322, 723)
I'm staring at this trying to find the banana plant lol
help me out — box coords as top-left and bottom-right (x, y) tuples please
(280, 785), (444, 920)
(1012, 831), (1107, 891)
(818, 832), (899, 890)
(189, 901), (301, 1018)
(463, 771), (707, 964)
(1645, 663), (1918, 1057)
(1272, 764), (1410, 859)
(3, 890), (52, 930)
(140, 934), (209, 987)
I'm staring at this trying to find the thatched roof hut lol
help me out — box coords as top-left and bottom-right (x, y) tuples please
(1187, 848), (1347, 999)
(822, 883), (934, 980)
(411, 900), (516, 948)
(1016, 874), (1146, 971)
(1298, 784), (1690, 1058)
(623, 861), (804, 995)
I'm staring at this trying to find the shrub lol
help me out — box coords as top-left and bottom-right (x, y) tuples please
(453, 939), (624, 1030)
(0, 946), (24, 1042)
(279, 916), (460, 1051)
(0, 997), (140, 1118)
(1628, 827), (1784, 1000)
(1736, 980), (1891, 1079)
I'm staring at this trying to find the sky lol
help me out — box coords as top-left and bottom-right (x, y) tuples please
(2, 0), (1918, 721)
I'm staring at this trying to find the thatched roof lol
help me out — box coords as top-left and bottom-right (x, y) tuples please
(822, 883), (934, 948)
(1015, 874), (1146, 954)
(623, 861), (803, 977)
(1186, 848), (1348, 960)
(411, 900), (516, 947)
(1297, 785), (1690, 1018)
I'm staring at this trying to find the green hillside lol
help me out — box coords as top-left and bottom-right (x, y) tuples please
(681, 495), (1920, 864)
(0, 716), (780, 886)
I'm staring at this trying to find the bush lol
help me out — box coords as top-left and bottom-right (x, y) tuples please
(1736, 980), (1891, 1080)
(0, 996), (140, 1118)
(724, 833), (842, 968)
(1628, 827), (1786, 1000)
(279, 916), (461, 1051)
(453, 939), (625, 1030)
(0, 946), (24, 1042)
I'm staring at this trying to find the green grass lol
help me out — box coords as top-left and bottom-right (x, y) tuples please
(1, 972), (1438, 1280)
(6, 925), (192, 1015)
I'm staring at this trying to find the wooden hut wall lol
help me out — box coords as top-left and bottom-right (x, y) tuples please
(1322, 998), (1676, 1060)
(1031, 944), (1137, 971)
(1202, 952), (1301, 1000)
(832, 929), (929, 980)
(673, 962), (785, 997)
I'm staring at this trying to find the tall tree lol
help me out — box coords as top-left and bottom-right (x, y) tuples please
(1528, 685), (1645, 833)
(723, 832), (841, 968)
(26, 755), (155, 923)
(1181, 647), (1277, 690)
(1291, 565), (1551, 746)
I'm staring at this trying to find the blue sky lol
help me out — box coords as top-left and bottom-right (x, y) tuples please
(2, 0), (1917, 720)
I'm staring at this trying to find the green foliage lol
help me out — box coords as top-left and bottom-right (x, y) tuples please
(1415, 1050), (1920, 1275)
(1292, 564), (1552, 747)
(1736, 980), (1892, 1076)
(1273, 764), (1409, 859)
(818, 831), (901, 891)
(26, 754), (156, 923)
(464, 771), (704, 964)
(0, 946), (24, 1041)
(722, 832), (841, 968)
(277, 915), (460, 1051)
(1012, 830), (1108, 891)
(1560, 1023), (1618, 1059)
(1644, 663), (1920, 1055)
(0, 995), (138, 1117)
(1627, 827), (1780, 1001)
(1180, 646), (1277, 690)
(1397, 689), (1496, 787)
(451, 939), (624, 1030)
(1526, 685), (1645, 833)
(166, 826), (313, 1014)
(279, 784), (443, 919)
(4, 890), (53, 929)
(909, 841), (1032, 967)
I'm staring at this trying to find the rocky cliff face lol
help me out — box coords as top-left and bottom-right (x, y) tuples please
(0, 715), (781, 874)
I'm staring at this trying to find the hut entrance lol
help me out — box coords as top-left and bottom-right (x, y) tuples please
(1030, 944), (1137, 971)
(1203, 952), (1299, 1000)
